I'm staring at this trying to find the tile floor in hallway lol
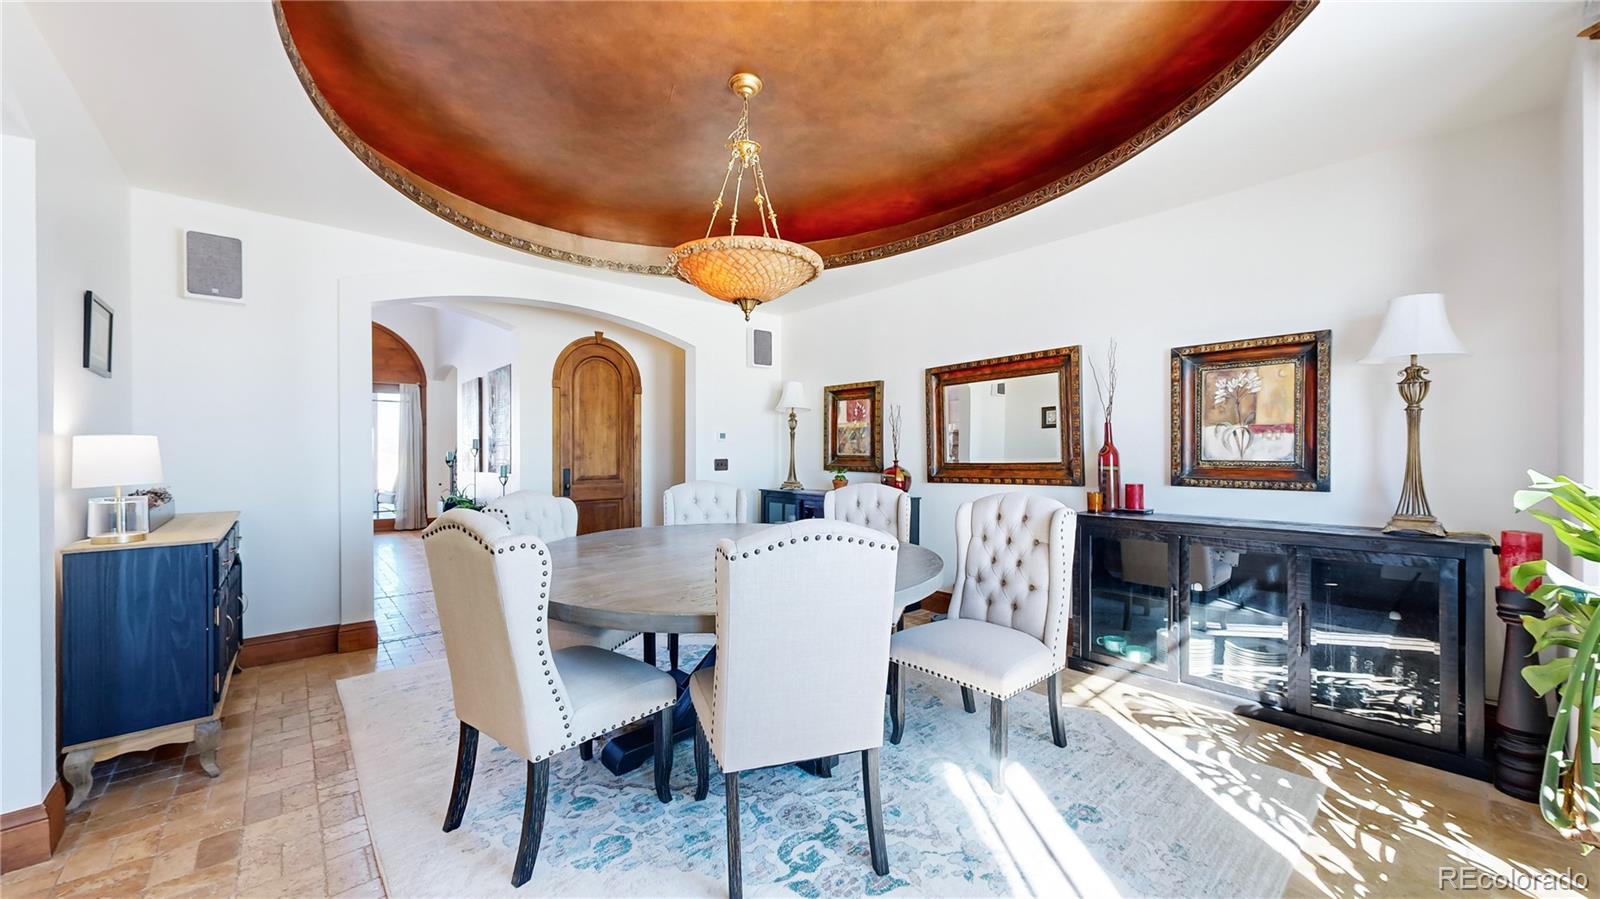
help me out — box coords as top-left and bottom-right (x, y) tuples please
(3, 531), (1594, 897)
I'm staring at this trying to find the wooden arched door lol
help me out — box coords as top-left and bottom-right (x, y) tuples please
(552, 332), (641, 534)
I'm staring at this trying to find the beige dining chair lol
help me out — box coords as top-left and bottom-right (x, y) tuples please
(823, 483), (911, 542)
(888, 492), (1077, 792)
(663, 480), (755, 525)
(483, 491), (644, 758)
(422, 509), (677, 888)
(689, 519), (899, 898)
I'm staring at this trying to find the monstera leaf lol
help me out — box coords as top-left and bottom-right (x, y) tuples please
(1512, 471), (1600, 853)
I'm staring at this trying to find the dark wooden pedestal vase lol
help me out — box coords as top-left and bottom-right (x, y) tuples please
(1493, 586), (1553, 801)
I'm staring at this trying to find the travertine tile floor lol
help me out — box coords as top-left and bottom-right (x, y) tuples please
(4, 532), (1594, 897)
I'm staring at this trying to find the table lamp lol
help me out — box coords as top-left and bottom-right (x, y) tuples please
(1361, 293), (1466, 536)
(72, 434), (164, 544)
(775, 381), (809, 490)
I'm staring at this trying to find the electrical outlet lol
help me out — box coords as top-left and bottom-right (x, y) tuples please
(714, 458), (729, 471)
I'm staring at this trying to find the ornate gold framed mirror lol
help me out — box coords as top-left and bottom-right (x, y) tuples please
(925, 346), (1084, 485)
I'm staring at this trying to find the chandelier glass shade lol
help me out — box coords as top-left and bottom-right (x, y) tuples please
(668, 73), (822, 319)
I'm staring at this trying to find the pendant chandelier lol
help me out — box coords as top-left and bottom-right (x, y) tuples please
(667, 73), (823, 319)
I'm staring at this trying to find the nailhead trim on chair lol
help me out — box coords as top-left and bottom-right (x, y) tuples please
(889, 657), (1066, 702)
(715, 534), (899, 562)
(529, 697), (676, 764)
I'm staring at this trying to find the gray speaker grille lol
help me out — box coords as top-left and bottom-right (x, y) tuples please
(185, 231), (243, 300)
(751, 328), (773, 367)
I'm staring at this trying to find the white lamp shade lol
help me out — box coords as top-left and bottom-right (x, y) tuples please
(71, 435), (164, 489)
(775, 381), (810, 412)
(1361, 293), (1468, 363)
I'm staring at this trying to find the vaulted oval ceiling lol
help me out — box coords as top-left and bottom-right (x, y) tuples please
(276, 1), (1312, 275)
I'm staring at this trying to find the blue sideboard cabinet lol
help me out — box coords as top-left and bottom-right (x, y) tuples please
(59, 511), (242, 810)
(759, 488), (921, 544)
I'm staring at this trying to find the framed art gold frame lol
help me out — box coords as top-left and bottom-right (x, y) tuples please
(925, 347), (1084, 485)
(823, 380), (884, 472)
(1170, 330), (1331, 491)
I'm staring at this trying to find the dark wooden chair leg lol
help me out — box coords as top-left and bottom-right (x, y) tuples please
(443, 721), (478, 832)
(1047, 672), (1067, 748)
(510, 758), (550, 888)
(861, 748), (889, 876)
(654, 705), (674, 804)
(643, 633), (658, 668)
(669, 633), (680, 671)
(888, 662), (905, 745)
(961, 686), (977, 714)
(693, 719), (711, 801)
(989, 697), (1008, 793)
(579, 739), (593, 761)
(724, 772), (743, 899)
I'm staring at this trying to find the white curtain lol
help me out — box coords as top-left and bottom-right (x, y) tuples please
(394, 383), (426, 530)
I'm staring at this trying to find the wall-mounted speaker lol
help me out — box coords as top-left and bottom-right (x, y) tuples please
(747, 327), (773, 368)
(183, 231), (243, 302)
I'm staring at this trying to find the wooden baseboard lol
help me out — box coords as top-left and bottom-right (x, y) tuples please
(239, 624), (339, 667)
(1, 781), (65, 874)
(337, 620), (379, 652)
(239, 620), (380, 668)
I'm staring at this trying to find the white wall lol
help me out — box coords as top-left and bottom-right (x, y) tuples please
(370, 303), (456, 514)
(1, 3), (131, 816)
(782, 110), (1563, 697)
(437, 300), (686, 526)
(128, 189), (781, 640)
(1557, 41), (1600, 584)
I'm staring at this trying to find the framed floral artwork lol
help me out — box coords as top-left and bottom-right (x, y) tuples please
(823, 380), (884, 472)
(1171, 330), (1330, 490)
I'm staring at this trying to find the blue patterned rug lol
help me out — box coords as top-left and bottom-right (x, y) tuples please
(337, 639), (1322, 897)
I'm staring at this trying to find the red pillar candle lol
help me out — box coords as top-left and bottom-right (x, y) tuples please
(1124, 483), (1145, 511)
(1500, 530), (1542, 591)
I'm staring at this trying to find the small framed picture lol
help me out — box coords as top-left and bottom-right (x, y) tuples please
(83, 291), (113, 378)
(823, 380), (884, 472)
(1041, 405), (1058, 429)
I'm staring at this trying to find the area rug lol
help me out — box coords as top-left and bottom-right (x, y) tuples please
(337, 641), (1322, 898)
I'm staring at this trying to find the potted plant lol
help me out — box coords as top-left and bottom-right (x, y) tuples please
(882, 405), (911, 492)
(831, 467), (849, 489)
(442, 488), (481, 513)
(1510, 471), (1599, 853)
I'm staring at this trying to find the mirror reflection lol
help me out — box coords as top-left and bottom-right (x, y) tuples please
(941, 372), (1062, 464)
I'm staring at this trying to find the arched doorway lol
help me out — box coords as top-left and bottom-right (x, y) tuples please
(372, 322), (427, 532)
(552, 332), (640, 534)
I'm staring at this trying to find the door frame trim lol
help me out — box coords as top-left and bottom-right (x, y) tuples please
(551, 331), (643, 531)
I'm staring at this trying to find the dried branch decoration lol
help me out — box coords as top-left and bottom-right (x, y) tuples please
(1089, 339), (1118, 418)
(888, 404), (903, 459)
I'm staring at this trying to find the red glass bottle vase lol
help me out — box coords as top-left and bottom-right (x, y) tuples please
(1097, 420), (1121, 511)
(882, 459), (911, 492)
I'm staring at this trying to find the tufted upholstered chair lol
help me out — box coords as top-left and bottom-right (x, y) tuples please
(422, 509), (676, 887)
(663, 480), (755, 526)
(888, 493), (1077, 792)
(483, 491), (639, 652)
(689, 519), (899, 897)
(823, 483), (912, 542)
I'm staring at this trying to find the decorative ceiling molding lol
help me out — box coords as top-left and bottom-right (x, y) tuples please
(274, 1), (1316, 277)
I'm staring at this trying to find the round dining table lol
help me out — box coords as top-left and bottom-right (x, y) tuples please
(545, 523), (945, 633)
(543, 523), (945, 777)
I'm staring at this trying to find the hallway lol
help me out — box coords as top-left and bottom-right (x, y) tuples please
(370, 533), (443, 670)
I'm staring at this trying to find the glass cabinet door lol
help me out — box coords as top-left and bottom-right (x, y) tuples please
(1300, 550), (1458, 749)
(1081, 530), (1174, 675)
(1178, 539), (1291, 706)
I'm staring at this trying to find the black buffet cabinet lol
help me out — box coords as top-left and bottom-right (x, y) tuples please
(1072, 511), (1491, 778)
(759, 488), (922, 544)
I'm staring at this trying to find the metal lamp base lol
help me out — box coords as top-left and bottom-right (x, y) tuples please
(1382, 514), (1447, 538)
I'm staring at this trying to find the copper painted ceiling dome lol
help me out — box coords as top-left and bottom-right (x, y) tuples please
(275, 1), (1313, 276)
